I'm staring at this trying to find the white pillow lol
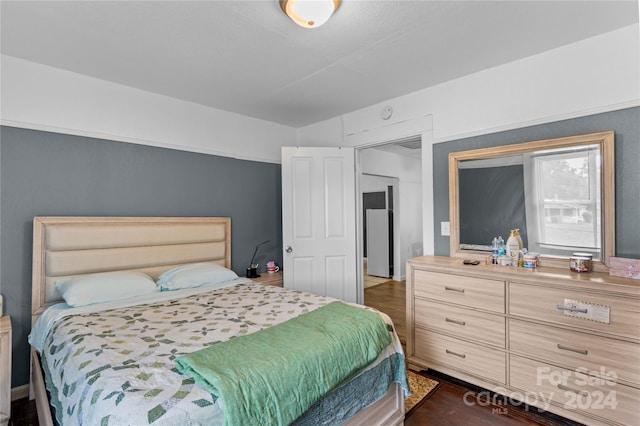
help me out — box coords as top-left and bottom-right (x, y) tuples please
(55, 271), (158, 307)
(157, 262), (238, 291)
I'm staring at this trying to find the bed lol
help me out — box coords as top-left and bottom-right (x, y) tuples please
(29, 216), (408, 425)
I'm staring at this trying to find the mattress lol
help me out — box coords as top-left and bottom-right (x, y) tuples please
(30, 279), (408, 425)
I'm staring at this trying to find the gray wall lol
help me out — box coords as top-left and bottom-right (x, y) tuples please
(433, 106), (640, 258)
(459, 165), (528, 248)
(0, 126), (283, 387)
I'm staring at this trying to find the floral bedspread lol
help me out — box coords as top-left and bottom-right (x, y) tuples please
(39, 282), (398, 425)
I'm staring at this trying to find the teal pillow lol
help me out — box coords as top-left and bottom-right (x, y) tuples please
(157, 262), (238, 291)
(55, 271), (158, 307)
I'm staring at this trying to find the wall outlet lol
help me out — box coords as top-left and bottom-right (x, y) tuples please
(441, 221), (450, 236)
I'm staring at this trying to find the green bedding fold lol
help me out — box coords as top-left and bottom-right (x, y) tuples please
(174, 301), (392, 426)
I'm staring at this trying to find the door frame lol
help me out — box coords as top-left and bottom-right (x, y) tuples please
(289, 113), (434, 303)
(354, 131), (433, 302)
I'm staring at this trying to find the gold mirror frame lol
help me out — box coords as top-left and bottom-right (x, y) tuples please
(448, 131), (615, 271)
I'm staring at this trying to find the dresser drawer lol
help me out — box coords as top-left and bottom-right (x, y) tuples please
(415, 329), (506, 383)
(413, 270), (505, 313)
(415, 298), (505, 348)
(509, 283), (640, 339)
(510, 355), (640, 426)
(510, 319), (640, 387)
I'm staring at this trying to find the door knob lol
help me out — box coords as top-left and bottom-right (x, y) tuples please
(285, 246), (293, 253)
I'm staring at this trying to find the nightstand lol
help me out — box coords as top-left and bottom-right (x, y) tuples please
(0, 316), (11, 426)
(251, 271), (283, 287)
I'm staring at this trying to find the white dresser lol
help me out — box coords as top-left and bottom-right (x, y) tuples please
(406, 256), (640, 426)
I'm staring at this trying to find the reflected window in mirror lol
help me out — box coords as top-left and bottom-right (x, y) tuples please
(524, 144), (601, 260)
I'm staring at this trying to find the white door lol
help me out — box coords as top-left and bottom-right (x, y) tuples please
(366, 209), (390, 278)
(281, 147), (357, 303)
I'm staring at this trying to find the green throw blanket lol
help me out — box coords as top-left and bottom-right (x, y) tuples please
(174, 301), (392, 426)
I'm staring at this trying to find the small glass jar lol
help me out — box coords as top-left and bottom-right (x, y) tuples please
(573, 252), (593, 271)
(570, 256), (591, 273)
(522, 253), (538, 269)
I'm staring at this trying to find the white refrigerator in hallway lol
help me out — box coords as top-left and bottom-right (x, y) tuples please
(366, 209), (392, 278)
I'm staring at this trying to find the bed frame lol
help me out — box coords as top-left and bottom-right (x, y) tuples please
(30, 216), (404, 426)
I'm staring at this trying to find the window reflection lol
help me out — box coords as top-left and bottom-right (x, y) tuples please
(524, 145), (601, 259)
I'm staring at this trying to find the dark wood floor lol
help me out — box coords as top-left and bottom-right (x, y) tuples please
(9, 397), (38, 426)
(364, 278), (407, 344)
(9, 281), (582, 425)
(364, 280), (584, 426)
(406, 369), (584, 426)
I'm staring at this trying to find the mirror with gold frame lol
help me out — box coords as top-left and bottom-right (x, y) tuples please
(448, 131), (614, 271)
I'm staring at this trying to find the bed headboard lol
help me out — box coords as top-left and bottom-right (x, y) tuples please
(32, 216), (231, 321)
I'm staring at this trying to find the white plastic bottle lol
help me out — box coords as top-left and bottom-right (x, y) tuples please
(506, 229), (523, 258)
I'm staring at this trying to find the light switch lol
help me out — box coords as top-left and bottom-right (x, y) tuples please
(441, 221), (450, 236)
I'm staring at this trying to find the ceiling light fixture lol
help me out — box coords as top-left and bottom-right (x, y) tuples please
(280, 0), (341, 29)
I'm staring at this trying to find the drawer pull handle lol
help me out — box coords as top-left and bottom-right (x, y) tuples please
(556, 305), (588, 314)
(557, 344), (588, 355)
(445, 317), (466, 326)
(557, 384), (589, 397)
(445, 349), (466, 358)
(444, 286), (465, 293)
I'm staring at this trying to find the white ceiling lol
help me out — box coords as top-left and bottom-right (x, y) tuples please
(1, 1), (637, 128)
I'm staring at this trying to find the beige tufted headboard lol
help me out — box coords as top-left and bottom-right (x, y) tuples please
(31, 216), (231, 322)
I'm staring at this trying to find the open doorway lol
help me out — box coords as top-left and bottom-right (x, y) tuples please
(360, 137), (423, 344)
(359, 136), (423, 284)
